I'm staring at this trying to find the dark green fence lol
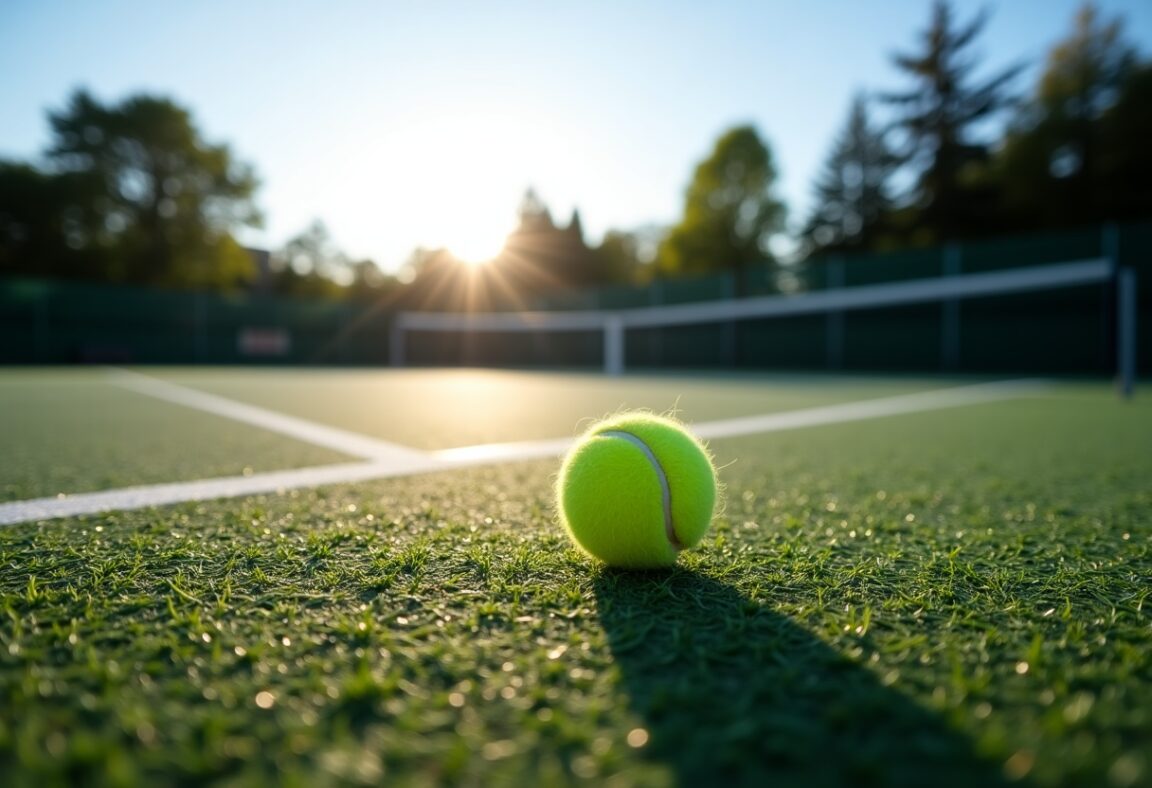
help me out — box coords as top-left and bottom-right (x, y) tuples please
(2, 222), (1149, 374)
(0, 280), (392, 366)
(405, 223), (1149, 375)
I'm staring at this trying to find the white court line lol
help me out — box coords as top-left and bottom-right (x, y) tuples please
(429, 379), (1051, 463)
(690, 378), (1052, 441)
(109, 368), (428, 464)
(432, 436), (576, 465)
(0, 461), (436, 526)
(0, 378), (1048, 527)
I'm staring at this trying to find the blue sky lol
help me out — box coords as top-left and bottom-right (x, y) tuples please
(2, 1), (1150, 271)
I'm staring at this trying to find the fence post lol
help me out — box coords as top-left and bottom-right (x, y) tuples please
(1100, 222), (1120, 389)
(724, 272), (738, 368)
(941, 244), (962, 371)
(1102, 223), (1120, 267)
(1117, 267), (1137, 400)
(193, 290), (207, 363)
(648, 278), (663, 367)
(461, 314), (477, 367)
(35, 288), (50, 363)
(825, 257), (845, 369)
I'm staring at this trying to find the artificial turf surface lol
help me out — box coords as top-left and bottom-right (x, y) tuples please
(1, 383), (1149, 786)
(143, 367), (945, 449)
(0, 370), (354, 501)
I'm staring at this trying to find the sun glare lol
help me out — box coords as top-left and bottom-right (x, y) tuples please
(354, 107), (553, 269)
(446, 220), (509, 266)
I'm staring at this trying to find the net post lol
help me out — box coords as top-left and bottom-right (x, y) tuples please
(604, 315), (625, 376)
(1117, 267), (1137, 400)
(390, 317), (406, 368)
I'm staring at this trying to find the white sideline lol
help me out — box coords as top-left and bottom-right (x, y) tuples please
(0, 378), (1048, 527)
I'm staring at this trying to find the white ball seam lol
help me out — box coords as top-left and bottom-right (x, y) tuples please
(596, 430), (684, 551)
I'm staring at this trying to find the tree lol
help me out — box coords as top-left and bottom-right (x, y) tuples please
(275, 220), (351, 281)
(269, 220), (369, 299)
(497, 189), (597, 293)
(1097, 63), (1152, 221)
(514, 188), (554, 235)
(881, 1), (1022, 241)
(592, 228), (658, 285)
(0, 161), (107, 279)
(659, 125), (785, 291)
(44, 88), (261, 289)
(346, 258), (400, 302)
(802, 94), (900, 254)
(398, 247), (474, 311)
(998, 3), (1146, 227)
(1037, 3), (1136, 119)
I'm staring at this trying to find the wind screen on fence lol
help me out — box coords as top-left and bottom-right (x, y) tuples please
(2, 223), (1148, 375)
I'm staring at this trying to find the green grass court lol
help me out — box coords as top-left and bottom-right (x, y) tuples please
(1, 368), (1149, 786)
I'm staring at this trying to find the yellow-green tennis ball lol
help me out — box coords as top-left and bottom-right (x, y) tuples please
(556, 412), (718, 568)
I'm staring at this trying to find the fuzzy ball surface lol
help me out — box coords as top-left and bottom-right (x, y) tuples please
(556, 412), (718, 568)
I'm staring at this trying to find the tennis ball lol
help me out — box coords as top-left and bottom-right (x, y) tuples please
(556, 412), (718, 568)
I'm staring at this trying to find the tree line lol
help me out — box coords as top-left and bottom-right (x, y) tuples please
(1, 1), (1149, 305)
(799, 1), (1151, 257)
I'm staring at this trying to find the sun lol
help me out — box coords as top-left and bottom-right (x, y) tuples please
(358, 106), (544, 268)
(445, 219), (510, 266)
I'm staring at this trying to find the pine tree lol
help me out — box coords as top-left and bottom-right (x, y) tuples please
(881, 1), (1021, 241)
(998, 3), (1143, 227)
(802, 94), (899, 254)
(498, 189), (598, 292)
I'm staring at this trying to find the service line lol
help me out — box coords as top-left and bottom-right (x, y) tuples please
(0, 377), (1048, 527)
